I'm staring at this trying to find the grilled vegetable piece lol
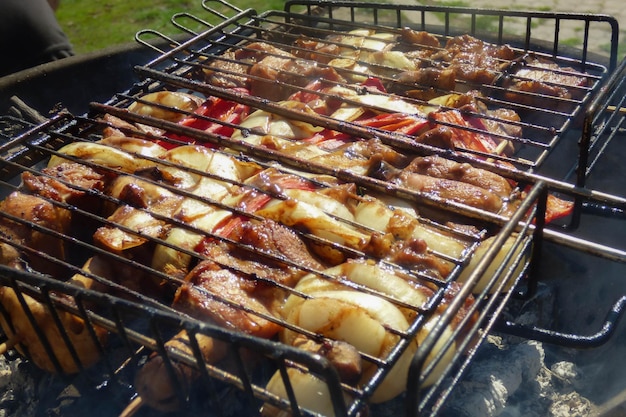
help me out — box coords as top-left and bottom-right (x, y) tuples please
(47, 137), (167, 173)
(457, 234), (528, 294)
(128, 91), (204, 122)
(264, 259), (470, 414)
(0, 257), (109, 374)
(352, 196), (469, 260)
(262, 367), (354, 417)
(161, 89), (251, 148)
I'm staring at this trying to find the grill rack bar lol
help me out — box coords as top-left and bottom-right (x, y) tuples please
(0, 109), (510, 416)
(283, 1), (619, 69)
(134, 2), (613, 174)
(108, 2), (626, 414)
(493, 295), (626, 348)
(566, 56), (626, 228)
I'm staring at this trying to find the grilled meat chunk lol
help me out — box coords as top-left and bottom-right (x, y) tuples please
(250, 55), (346, 101)
(292, 37), (342, 64)
(379, 234), (453, 277)
(230, 42), (346, 101)
(399, 28), (441, 49)
(133, 219), (322, 413)
(398, 171), (503, 213)
(395, 66), (457, 91)
(174, 260), (283, 338)
(292, 335), (363, 385)
(200, 218), (325, 277)
(395, 31), (587, 112)
(177, 219), (324, 334)
(429, 34), (516, 86)
(0, 192), (71, 276)
(24, 161), (107, 235)
(405, 155), (513, 198)
(22, 162), (106, 210)
(203, 49), (251, 89)
(370, 158), (504, 214)
(502, 58), (588, 110)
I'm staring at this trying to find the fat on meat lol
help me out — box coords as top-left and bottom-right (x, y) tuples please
(405, 155), (513, 198)
(0, 192), (72, 277)
(370, 158), (505, 214)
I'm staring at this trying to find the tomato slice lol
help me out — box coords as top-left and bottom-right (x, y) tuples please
(195, 171), (318, 252)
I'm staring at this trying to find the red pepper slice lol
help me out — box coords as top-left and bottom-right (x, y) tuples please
(361, 77), (387, 93)
(429, 110), (499, 154)
(196, 171), (318, 252)
(544, 193), (574, 224)
(521, 184), (574, 225)
(356, 113), (428, 135)
(159, 88), (250, 149)
(306, 112), (428, 146)
(288, 79), (325, 104)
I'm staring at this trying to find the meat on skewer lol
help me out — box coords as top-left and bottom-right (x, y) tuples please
(130, 218), (325, 413)
(262, 259), (478, 415)
(0, 256), (109, 374)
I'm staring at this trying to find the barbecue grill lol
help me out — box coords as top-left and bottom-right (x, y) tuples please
(1, 1), (626, 417)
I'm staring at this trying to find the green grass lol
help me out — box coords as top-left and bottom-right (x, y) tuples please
(57, 0), (287, 54)
(58, 1), (625, 61)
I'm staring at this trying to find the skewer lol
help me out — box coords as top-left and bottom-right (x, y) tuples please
(485, 139), (512, 164)
(119, 396), (144, 417)
(606, 105), (626, 115)
(8, 95), (49, 124)
(495, 139), (513, 157)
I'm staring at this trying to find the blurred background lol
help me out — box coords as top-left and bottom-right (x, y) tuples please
(56, 0), (625, 57)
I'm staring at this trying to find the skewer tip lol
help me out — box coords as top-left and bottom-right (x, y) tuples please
(0, 333), (22, 355)
(119, 396), (144, 417)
